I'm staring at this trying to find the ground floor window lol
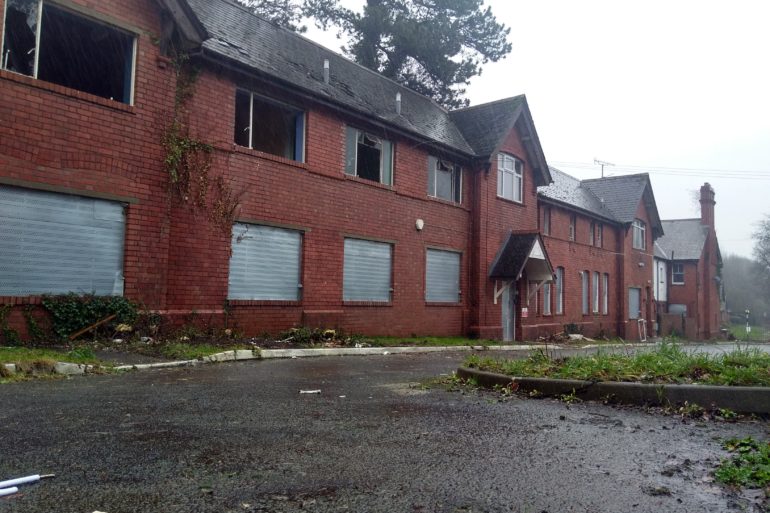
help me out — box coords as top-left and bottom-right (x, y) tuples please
(0, 185), (125, 296)
(602, 273), (609, 314)
(543, 282), (552, 315)
(343, 238), (392, 302)
(425, 249), (460, 302)
(228, 223), (302, 301)
(581, 271), (589, 314)
(555, 267), (564, 314)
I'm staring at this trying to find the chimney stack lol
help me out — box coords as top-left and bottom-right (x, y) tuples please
(699, 182), (715, 228)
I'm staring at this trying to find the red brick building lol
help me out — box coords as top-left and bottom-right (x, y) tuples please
(0, 0), (709, 342)
(654, 183), (724, 340)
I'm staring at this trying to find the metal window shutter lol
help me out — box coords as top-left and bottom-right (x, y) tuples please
(426, 249), (460, 302)
(343, 238), (391, 301)
(228, 223), (301, 300)
(0, 185), (125, 296)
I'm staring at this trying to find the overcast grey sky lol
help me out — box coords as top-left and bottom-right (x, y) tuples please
(304, 0), (770, 258)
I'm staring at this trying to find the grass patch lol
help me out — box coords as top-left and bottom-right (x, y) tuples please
(464, 343), (770, 386)
(715, 437), (770, 488)
(0, 346), (102, 365)
(728, 324), (769, 342)
(365, 336), (502, 347)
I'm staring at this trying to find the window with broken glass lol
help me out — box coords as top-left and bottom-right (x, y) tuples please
(234, 91), (305, 161)
(1, 0), (136, 104)
(427, 156), (461, 203)
(344, 127), (393, 185)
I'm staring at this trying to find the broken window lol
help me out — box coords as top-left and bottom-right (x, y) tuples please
(344, 126), (393, 185)
(2, 1), (136, 104)
(427, 156), (461, 203)
(234, 90), (305, 161)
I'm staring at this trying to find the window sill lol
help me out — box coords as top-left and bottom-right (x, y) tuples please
(425, 301), (463, 307)
(671, 282), (685, 286)
(0, 69), (135, 114)
(426, 195), (463, 208)
(227, 299), (302, 307)
(343, 301), (393, 307)
(229, 145), (309, 170)
(496, 195), (525, 207)
(343, 174), (394, 191)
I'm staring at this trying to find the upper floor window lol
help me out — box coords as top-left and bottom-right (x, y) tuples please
(542, 206), (551, 236)
(589, 221), (596, 246)
(632, 219), (646, 250)
(235, 91), (305, 161)
(672, 263), (685, 284)
(345, 127), (393, 185)
(497, 153), (523, 203)
(1, 0), (136, 104)
(596, 223), (603, 248)
(569, 214), (576, 241)
(427, 156), (461, 203)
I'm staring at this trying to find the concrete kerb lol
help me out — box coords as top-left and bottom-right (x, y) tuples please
(456, 367), (770, 415)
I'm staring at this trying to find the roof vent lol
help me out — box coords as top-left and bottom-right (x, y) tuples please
(396, 92), (402, 115)
(323, 59), (330, 84)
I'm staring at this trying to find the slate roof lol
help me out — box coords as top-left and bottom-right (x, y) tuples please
(538, 169), (663, 236)
(182, 0), (474, 154)
(582, 174), (653, 224)
(449, 96), (525, 157)
(538, 168), (615, 222)
(656, 219), (707, 260)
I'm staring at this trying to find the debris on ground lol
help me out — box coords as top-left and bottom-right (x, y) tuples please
(299, 390), (321, 394)
(0, 474), (55, 498)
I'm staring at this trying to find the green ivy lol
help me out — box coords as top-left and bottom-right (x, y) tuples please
(0, 305), (22, 347)
(41, 294), (138, 341)
(22, 306), (47, 342)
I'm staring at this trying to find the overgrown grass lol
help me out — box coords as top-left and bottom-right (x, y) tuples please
(0, 346), (102, 365)
(464, 343), (770, 386)
(715, 437), (770, 488)
(728, 324), (769, 342)
(365, 336), (502, 347)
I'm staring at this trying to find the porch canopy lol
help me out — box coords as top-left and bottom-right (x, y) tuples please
(489, 232), (553, 282)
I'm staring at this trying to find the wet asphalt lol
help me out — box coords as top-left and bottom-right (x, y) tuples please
(1, 351), (768, 513)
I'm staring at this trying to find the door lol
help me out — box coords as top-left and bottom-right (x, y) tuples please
(628, 287), (641, 319)
(502, 281), (516, 342)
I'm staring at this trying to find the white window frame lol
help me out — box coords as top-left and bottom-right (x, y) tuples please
(543, 282), (552, 315)
(632, 219), (646, 250)
(543, 206), (551, 236)
(672, 262), (685, 284)
(555, 267), (564, 315)
(581, 271), (589, 315)
(497, 153), (523, 203)
(592, 271), (599, 313)
(1, 0), (137, 105)
(602, 273), (609, 314)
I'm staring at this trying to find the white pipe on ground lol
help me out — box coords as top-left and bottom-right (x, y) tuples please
(0, 474), (53, 489)
(0, 487), (19, 497)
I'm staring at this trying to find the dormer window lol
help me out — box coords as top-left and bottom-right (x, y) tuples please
(344, 127), (393, 185)
(427, 157), (461, 203)
(1, 0), (136, 104)
(497, 153), (523, 203)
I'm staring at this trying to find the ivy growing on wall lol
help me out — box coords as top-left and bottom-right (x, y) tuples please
(162, 52), (242, 233)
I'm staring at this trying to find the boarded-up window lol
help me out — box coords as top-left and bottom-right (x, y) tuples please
(343, 238), (392, 302)
(0, 185), (125, 296)
(426, 249), (460, 303)
(2, 0), (136, 104)
(228, 223), (302, 300)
